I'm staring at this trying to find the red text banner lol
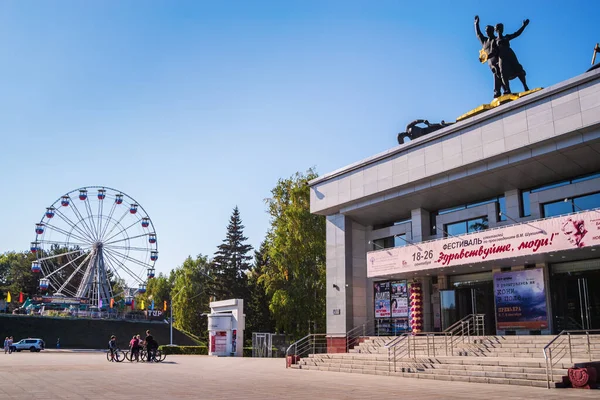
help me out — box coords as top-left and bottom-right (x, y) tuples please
(367, 210), (600, 277)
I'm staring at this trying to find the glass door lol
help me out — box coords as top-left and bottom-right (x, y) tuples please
(577, 276), (600, 329)
(440, 290), (457, 330)
(552, 270), (600, 331)
(441, 283), (495, 334)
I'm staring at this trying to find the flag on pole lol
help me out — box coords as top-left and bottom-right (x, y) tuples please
(19, 292), (24, 303)
(163, 300), (167, 311)
(151, 299), (154, 311)
(110, 298), (114, 309)
(6, 292), (11, 303)
(141, 300), (145, 310)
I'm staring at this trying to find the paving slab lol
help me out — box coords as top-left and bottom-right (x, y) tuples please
(0, 352), (598, 399)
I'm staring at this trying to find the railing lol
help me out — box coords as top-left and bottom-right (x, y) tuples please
(344, 319), (391, 353)
(285, 334), (327, 368)
(543, 329), (600, 389)
(385, 314), (486, 372)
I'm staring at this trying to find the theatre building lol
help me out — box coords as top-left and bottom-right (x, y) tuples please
(309, 69), (600, 349)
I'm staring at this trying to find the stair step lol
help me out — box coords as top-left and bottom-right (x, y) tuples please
(298, 364), (560, 387)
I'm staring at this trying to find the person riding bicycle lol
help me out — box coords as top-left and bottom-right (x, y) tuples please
(145, 330), (158, 362)
(108, 335), (118, 362)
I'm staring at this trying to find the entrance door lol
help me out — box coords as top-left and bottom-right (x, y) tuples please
(440, 282), (495, 334)
(552, 271), (600, 331)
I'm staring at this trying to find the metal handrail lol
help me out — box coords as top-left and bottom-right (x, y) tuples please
(385, 314), (486, 372)
(543, 329), (600, 388)
(285, 333), (328, 368)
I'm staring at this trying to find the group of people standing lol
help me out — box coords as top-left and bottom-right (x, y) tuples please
(475, 15), (531, 98)
(108, 330), (158, 362)
(3, 337), (14, 354)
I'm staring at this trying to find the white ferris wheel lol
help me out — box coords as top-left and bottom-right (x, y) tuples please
(30, 186), (158, 308)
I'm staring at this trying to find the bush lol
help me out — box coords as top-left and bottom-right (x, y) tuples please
(158, 345), (207, 355)
(158, 345), (257, 357)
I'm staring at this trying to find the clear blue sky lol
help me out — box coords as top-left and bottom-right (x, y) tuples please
(1, 1), (598, 277)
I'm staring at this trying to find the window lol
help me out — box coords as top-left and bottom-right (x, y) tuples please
(523, 171), (600, 217)
(521, 190), (531, 217)
(394, 234), (406, 247)
(542, 200), (572, 218)
(445, 217), (489, 237)
(543, 192), (600, 217)
(373, 234), (407, 250)
(373, 218), (411, 231)
(373, 236), (394, 250)
(497, 196), (507, 221)
(438, 196), (505, 216)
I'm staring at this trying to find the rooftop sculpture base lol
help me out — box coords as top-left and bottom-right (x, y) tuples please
(456, 87), (543, 122)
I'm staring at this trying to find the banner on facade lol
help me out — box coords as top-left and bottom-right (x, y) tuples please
(391, 281), (408, 318)
(32, 296), (89, 305)
(367, 210), (600, 277)
(374, 281), (390, 318)
(493, 269), (548, 330)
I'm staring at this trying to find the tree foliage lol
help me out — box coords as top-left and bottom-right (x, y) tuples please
(0, 251), (39, 301)
(171, 255), (213, 339)
(211, 206), (253, 301)
(259, 169), (326, 338)
(244, 241), (274, 341)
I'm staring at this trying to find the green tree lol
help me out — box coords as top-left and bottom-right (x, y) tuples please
(260, 169), (326, 339)
(211, 207), (253, 301)
(139, 273), (172, 311)
(171, 255), (213, 338)
(244, 241), (274, 342)
(0, 251), (39, 301)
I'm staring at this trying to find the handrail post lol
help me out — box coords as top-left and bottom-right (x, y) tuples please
(545, 350), (550, 389)
(394, 345), (397, 372)
(445, 333), (448, 356)
(549, 348), (554, 384)
(568, 333), (572, 364)
(586, 331), (591, 362)
(388, 347), (392, 373)
(427, 335), (430, 357)
(312, 335), (315, 355)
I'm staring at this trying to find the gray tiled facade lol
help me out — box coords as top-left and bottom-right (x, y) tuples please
(310, 69), (600, 338)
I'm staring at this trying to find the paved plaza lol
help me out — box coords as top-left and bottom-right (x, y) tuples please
(0, 351), (598, 399)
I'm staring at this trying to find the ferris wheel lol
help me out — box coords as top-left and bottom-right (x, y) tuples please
(30, 186), (158, 308)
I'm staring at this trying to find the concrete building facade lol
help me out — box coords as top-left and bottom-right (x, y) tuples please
(309, 69), (600, 351)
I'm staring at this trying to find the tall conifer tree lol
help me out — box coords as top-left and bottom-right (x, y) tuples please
(212, 206), (253, 300)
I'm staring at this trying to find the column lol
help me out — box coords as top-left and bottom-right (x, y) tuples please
(326, 214), (353, 352)
(411, 208), (431, 242)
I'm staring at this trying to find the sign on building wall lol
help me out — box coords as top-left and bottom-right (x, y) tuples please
(391, 281), (408, 318)
(374, 281), (391, 318)
(367, 210), (600, 277)
(493, 269), (548, 330)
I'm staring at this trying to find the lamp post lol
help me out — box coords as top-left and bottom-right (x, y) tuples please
(170, 285), (186, 346)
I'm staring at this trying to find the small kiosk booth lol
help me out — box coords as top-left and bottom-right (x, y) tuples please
(207, 298), (244, 357)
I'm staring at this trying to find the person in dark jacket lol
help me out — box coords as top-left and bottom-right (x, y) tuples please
(145, 330), (158, 362)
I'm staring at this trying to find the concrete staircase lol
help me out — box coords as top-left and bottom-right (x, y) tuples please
(293, 334), (600, 388)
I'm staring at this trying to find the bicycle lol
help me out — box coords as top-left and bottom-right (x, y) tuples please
(139, 348), (165, 362)
(106, 348), (126, 362)
(124, 348), (142, 362)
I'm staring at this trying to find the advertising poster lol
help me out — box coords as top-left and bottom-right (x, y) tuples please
(494, 269), (548, 330)
(367, 210), (600, 277)
(391, 281), (408, 318)
(374, 281), (390, 318)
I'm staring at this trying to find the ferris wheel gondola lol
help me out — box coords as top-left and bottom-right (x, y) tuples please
(32, 186), (158, 308)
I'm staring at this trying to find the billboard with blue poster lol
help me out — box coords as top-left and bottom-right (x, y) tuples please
(493, 269), (548, 330)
